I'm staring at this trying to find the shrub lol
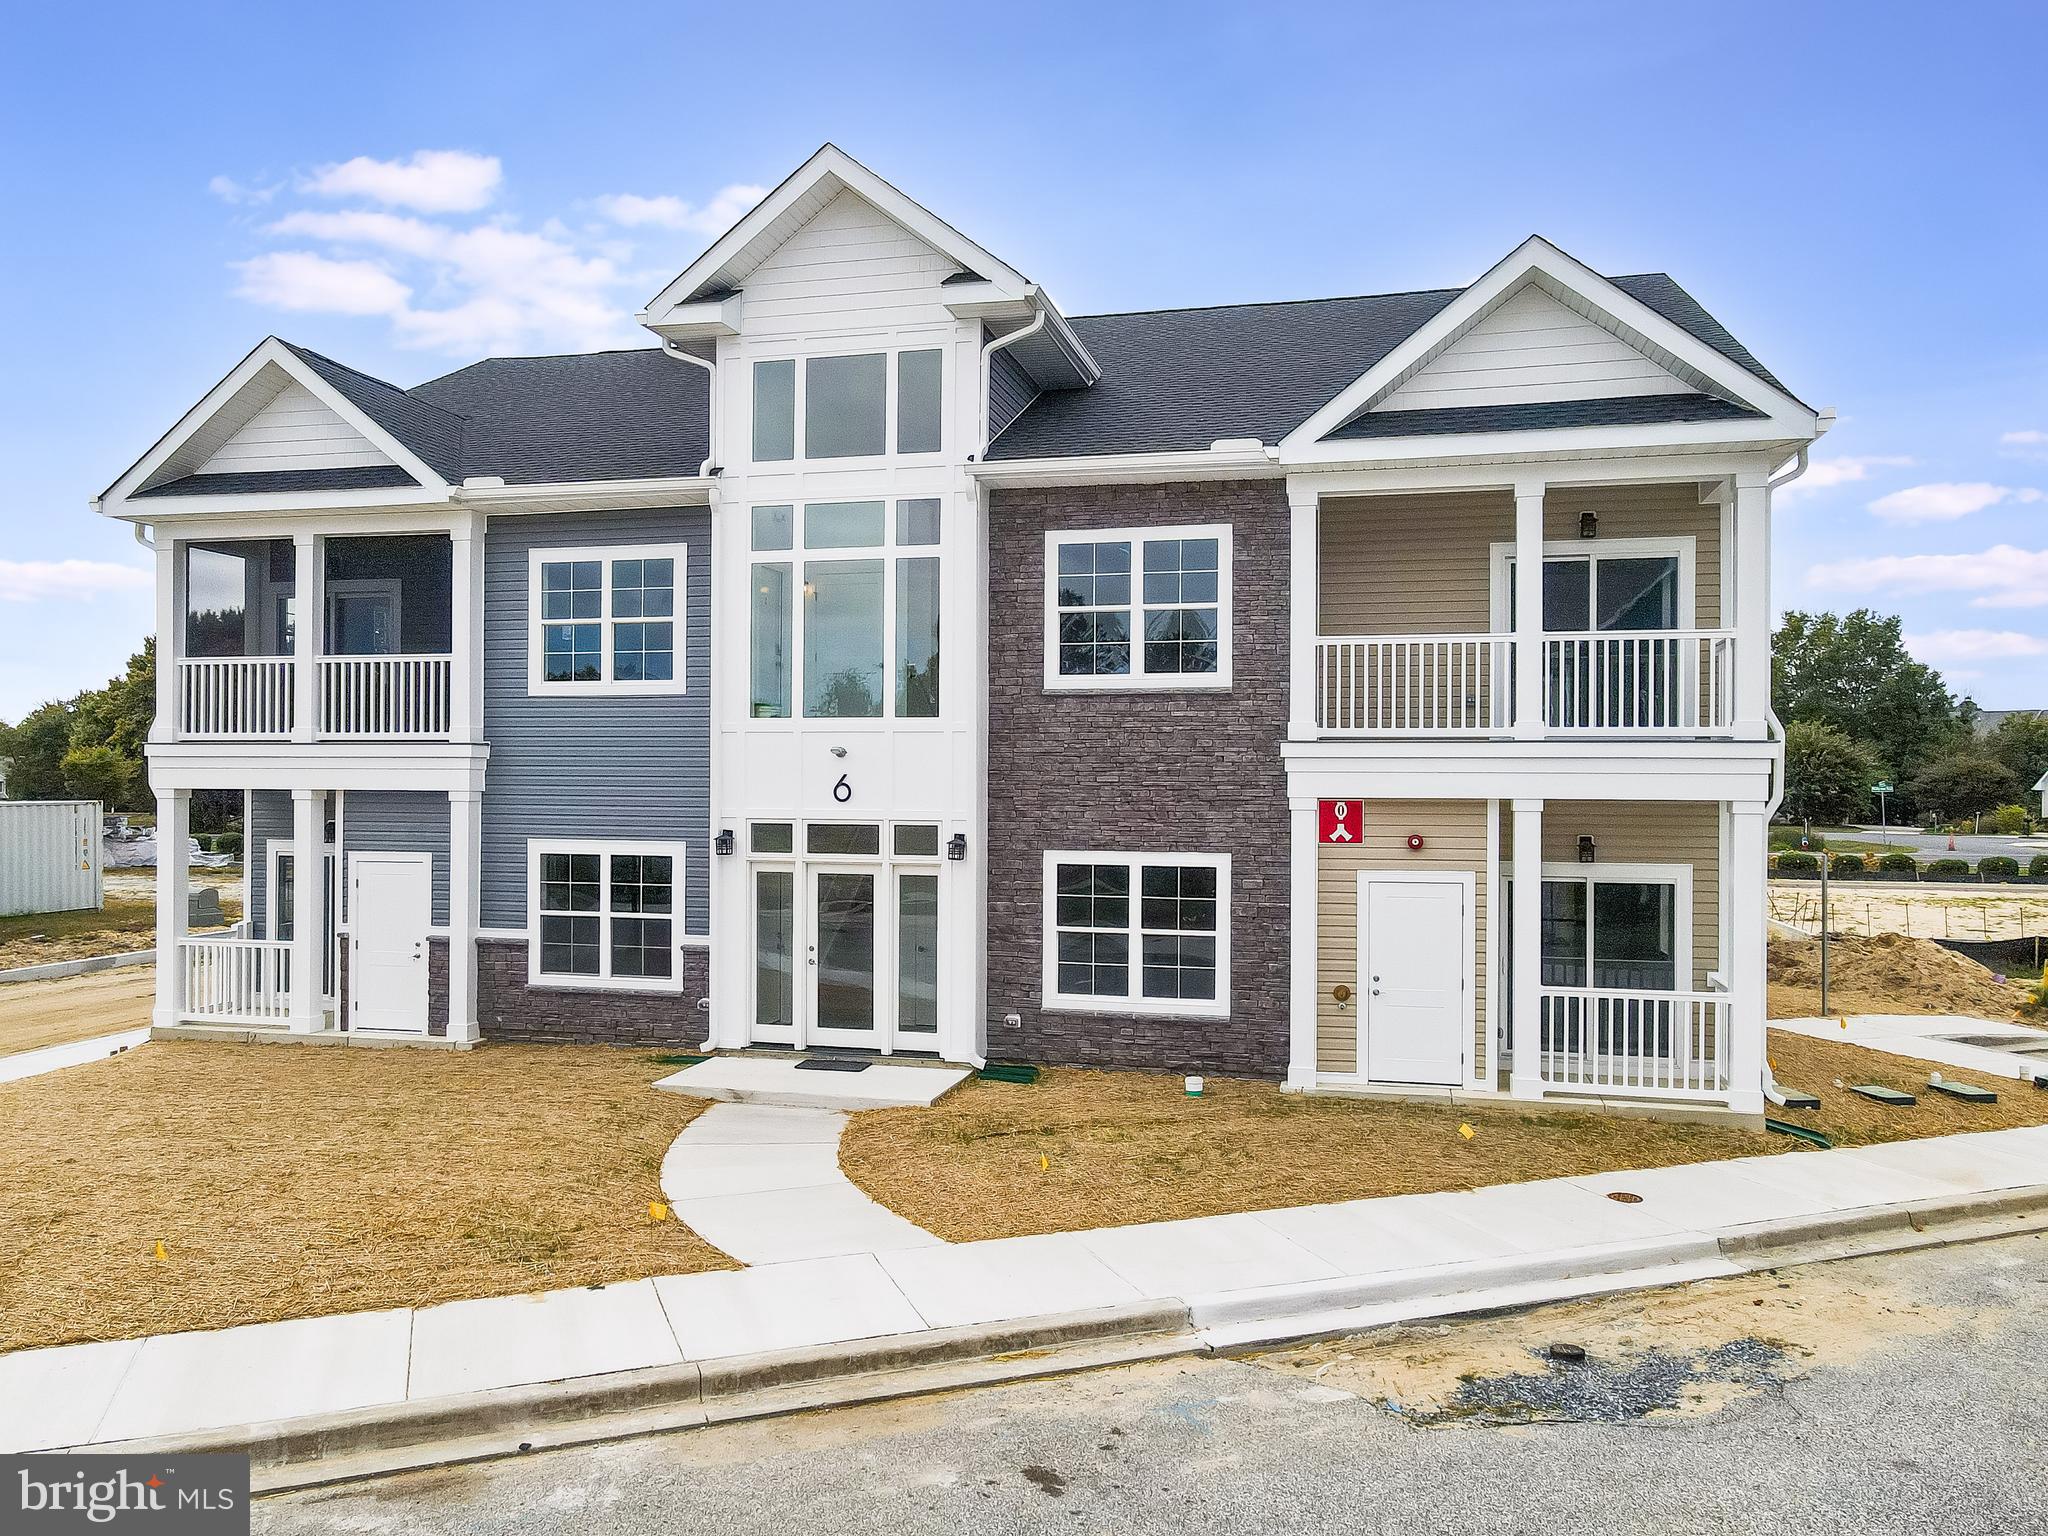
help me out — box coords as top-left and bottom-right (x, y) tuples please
(1924, 857), (1972, 882)
(1988, 804), (2033, 836)
(212, 830), (243, 857)
(1774, 851), (1820, 876)
(1877, 851), (1921, 879)
(1979, 856), (2022, 883)
(2032, 855), (2048, 879)
(2023, 979), (2048, 1022)
(1829, 852), (1868, 878)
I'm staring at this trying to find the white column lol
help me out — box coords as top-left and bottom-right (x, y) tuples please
(1725, 802), (1769, 1115)
(292, 533), (323, 742)
(152, 789), (190, 1030)
(288, 788), (327, 1033)
(1509, 796), (1545, 1098)
(449, 513), (485, 743)
(1512, 480), (1546, 739)
(152, 533), (180, 742)
(1731, 470), (1770, 741)
(1287, 486), (1321, 738)
(1285, 798), (1319, 1091)
(447, 788), (482, 1045)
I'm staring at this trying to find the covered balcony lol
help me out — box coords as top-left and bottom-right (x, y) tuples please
(1293, 476), (1768, 742)
(171, 531), (470, 743)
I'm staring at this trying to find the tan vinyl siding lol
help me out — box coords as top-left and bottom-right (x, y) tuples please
(1316, 801), (1490, 1076)
(1501, 799), (1721, 987)
(1318, 482), (1722, 635)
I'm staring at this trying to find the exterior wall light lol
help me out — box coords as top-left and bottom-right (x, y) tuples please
(714, 830), (735, 856)
(947, 833), (968, 861)
(1578, 511), (1599, 539)
(1577, 835), (1597, 863)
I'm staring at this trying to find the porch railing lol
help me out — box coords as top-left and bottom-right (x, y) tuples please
(1542, 630), (1734, 734)
(1314, 634), (1513, 734)
(1535, 986), (1731, 1099)
(178, 938), (293, 1026)
(176, 657), (295, 738)
(318, 654), (454, 739)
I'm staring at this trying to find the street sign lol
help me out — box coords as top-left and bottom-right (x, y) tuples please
(1871, 781), (1893, 794)
(1318, 800), (1360, 844)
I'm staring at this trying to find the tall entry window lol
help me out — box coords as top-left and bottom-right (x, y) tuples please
(748, 499), (942, 720)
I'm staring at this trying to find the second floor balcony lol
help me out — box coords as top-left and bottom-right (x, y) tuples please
(170, 532), (465, 744)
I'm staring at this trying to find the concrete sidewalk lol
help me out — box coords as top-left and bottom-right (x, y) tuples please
(6, 1124), (2044, 1462)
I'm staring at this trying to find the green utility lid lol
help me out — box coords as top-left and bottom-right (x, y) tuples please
(1850, 1084), (1917, 1105)
(1928, 1079), (1998, 1104)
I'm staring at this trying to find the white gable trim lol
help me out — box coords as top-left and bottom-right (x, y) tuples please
(195, 378), (393, 474)
(1281, 237), (1817, 454)
(99, 337), (449, 513)
(640, 144), (1033, 325)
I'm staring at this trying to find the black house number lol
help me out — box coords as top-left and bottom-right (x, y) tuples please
(832, 773), (852, 803)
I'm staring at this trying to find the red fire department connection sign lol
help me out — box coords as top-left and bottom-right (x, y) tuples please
(1318, 800), (1360, 844)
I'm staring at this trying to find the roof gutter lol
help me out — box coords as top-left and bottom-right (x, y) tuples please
(451, 475), (716, 511)
(979, 308), (1046, 453)
(968, 443), (1284, 489)
(659, 340), (720, 477)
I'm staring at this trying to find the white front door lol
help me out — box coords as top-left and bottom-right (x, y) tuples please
(349, 853), (431, 1034)
(1360, 875), (1469, 1086)
(808, 864), (883, 1050)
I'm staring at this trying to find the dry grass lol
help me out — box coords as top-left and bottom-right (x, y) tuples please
(0, 968), (154, 1056)
(0, 894), (244, 972)
(842, 1030), (2048, 1244)
(0, 1041), (727, 1354)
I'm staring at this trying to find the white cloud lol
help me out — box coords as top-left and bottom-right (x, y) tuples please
(0, 559), (154, 603)
(594, 184), (766, 234)
(232, 251), (412, 316)
(1777, 454), (1915, 499)
(2002, 430), (2047, 446)
(207, 174), (276, 206)
(1903, 628), (2048, 665)
(1809, 544), (2048, 609)
(303, 150), (502, 213)
(1866, 482), (2043, 524)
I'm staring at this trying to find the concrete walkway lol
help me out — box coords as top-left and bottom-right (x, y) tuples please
(7, 1124), (2046, 1456)
(1775, 1013), (2048, 1084)
(659, 1103), (942, 1265)
(0, 1027), (150, 1084)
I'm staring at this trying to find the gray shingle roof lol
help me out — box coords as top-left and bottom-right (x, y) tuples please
(282, 342), (468, 482)
(134, 465), (418, 499)
(1328, 393), (1761, 440)
(986, 271), (1793, 461)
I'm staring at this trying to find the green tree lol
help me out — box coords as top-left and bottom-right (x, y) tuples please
(2, 701), (76, 799)
(1781, 720), (1883, 828)
(59, 743), (140, 809)
(66, 638), (154, 763)
(1985, 711), (2048, 796)
(1773, 610), (1970, 808)
(1907, 753), (2021, 823)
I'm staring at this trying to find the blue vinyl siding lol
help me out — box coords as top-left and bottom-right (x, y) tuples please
(479, 508), (711, 933)
(343, 791), (450, 926)
(987, 336), (1039, 444)
(246, 790), (294, 938)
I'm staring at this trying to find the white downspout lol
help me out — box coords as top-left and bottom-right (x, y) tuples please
(661, 340), (719, 477)
(979, 308), (1047, 452)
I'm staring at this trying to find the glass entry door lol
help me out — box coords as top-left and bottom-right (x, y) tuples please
(809, 866), (881, 1048)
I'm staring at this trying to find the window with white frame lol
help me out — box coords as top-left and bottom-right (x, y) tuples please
(528, 545), (686, 696)
(528, 841), (688, 988)
(748, 347), (944, 464)
(1044, 525), (1230, 688)
(1043, 852), (1229, 1016)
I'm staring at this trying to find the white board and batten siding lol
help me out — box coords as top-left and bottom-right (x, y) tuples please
(195, 381), (393, 474)
(1374, 284), (1698, 412)
(738, 190), (961, 340)
(0, 800), (104, 918)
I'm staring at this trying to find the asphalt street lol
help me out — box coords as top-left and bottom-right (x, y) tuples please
(258, 1232), (2048, 1536)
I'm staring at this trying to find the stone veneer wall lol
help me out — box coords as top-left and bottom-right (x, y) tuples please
(985, 479), (1292, 1078)
(476, 938), (709, 1046)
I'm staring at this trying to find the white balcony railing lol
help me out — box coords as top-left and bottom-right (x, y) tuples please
(176, 657), (295, 738)
(1535, 986), (1731, 1099)
(179, 938), (293, 1025)
(318, 654), (453, 739)
(1311, 630), (1737, 737)
(1542, 630), (1734, 734)
(1314, 634), (1513, 734)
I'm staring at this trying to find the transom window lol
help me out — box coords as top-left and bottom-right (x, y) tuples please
(1044, 524), (1231, 690)
(528, 544), (686, 696)
(1043, 852), (1230, 1017)
(529, 841), (688, 990)
(749, 347), (944, 464)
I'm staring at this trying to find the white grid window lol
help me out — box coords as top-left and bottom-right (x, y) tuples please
(529, 841), (689, 991)
(1044, 524), (1231, 690)
(527, 544), (687, 696)
(1042, 851), (1229, 1018)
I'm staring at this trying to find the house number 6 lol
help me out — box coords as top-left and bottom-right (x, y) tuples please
(833, 773), (852, 803)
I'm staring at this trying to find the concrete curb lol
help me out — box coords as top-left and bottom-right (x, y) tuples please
(1715, 1183), (2048, 1264)
(87, 1300), (1192, 1491)
(0, 949), (154, 985)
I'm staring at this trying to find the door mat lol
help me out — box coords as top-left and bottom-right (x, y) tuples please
(796, 1057), (871, 1073)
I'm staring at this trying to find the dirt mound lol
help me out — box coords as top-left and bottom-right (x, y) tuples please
(1768, 930), (2025, 1019)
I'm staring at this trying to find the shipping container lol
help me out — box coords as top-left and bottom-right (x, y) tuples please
(0, 800), (105, 918)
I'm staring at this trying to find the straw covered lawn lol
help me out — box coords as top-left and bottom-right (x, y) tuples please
(0, 1041), (727, 1354)
(841, 1029), (2048, 1243)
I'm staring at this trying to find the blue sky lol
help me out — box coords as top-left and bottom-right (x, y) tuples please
(3, 0), (2044, 722)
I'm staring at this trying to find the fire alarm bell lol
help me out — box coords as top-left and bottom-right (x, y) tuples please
(1406, 833), (1425, 851)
